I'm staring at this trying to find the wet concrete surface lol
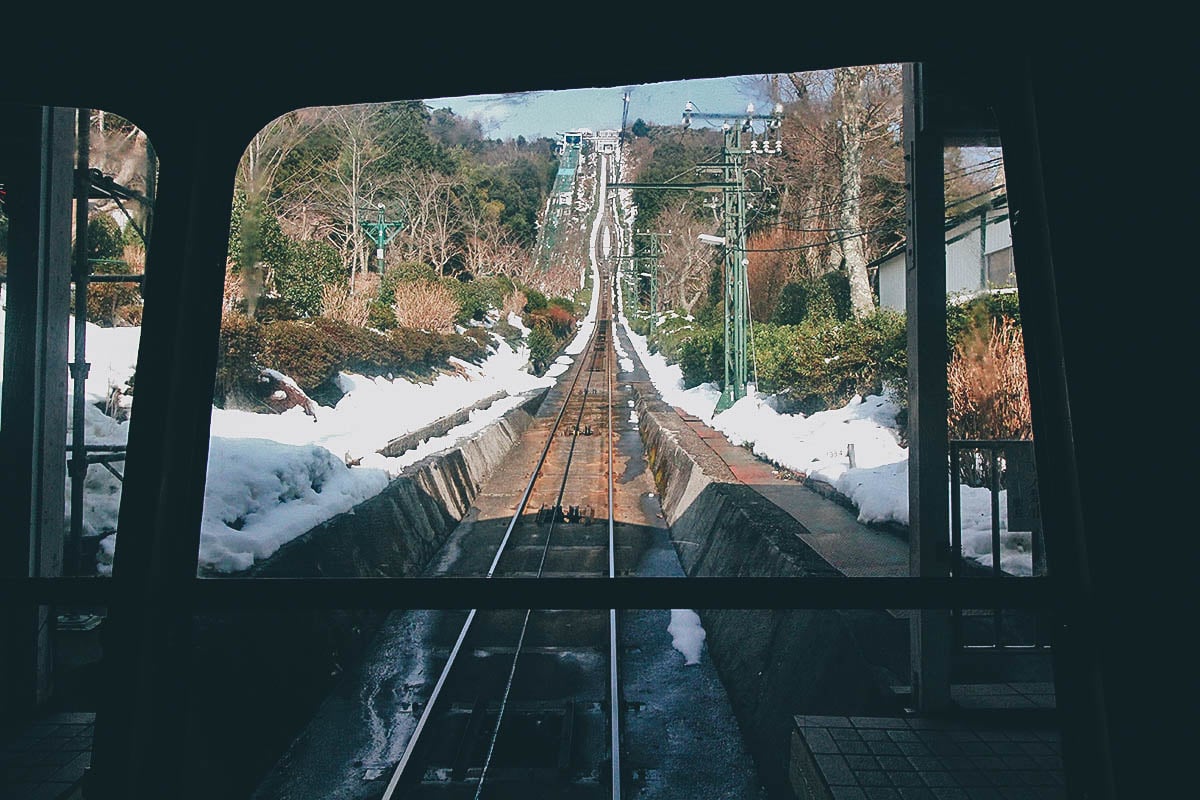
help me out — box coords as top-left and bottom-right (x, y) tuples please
(255, 308), (764, 800)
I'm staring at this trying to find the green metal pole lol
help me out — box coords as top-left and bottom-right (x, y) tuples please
(649, 234), (658, 336)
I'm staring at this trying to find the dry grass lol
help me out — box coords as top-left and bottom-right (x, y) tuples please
(223, 264), (244, 313)
(948, 316), (1032, 441)
(393, 280), (460, 333)
(501, 289), (527, 319)
(122, 243), (146, 273)
(322, 273), (378, 327)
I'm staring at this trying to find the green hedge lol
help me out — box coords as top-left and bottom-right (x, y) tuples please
(753, 312), (906, 414)
(216, 313), (489, 404)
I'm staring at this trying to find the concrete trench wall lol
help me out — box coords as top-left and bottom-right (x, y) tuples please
(246, 390), (544, 578)
(183, 390), (546, 799)
(634, 385), (908, 798)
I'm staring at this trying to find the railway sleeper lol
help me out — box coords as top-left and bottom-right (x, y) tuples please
(426, 700), (577, 783)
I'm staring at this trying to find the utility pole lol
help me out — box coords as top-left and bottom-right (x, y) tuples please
(359, 202), (404, 276)
(636, 230), (664, 334)
(610, 101), (782, 413)
(682, 101), (783, 411)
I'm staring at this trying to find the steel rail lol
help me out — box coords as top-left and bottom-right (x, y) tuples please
(380, 320), (605, 800)
(473, 326), (604, 798)
(605, 272), (622, 800)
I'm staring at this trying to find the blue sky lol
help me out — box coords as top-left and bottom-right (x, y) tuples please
(424, 74), (774, 141)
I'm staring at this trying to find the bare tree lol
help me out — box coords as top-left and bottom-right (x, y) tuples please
(397, 170), (463, 274)
(234, 108), (317, 316)
(656, 202), (718, 314)
(315, 105), (397, 285)
(833, 66), (874, 317)
(464, 210), (529, 280)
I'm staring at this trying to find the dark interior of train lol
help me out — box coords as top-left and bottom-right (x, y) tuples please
(0, 9), (1171, 800)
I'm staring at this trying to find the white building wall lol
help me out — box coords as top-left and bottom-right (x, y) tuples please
(878, 253), (907, 311)
(875, 206), (1013, 312)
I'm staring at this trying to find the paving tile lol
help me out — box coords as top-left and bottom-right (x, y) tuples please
(838, 740), (873, 756)
(997, 787), (1039, 799)
(864, 788), (901, 799)
(954, 685), (1014, 695)
(830, 785), (868, 799)
(832, 727), (866, 742)
(56, 751), (90, 784)
(889, 770), (926, 788)
(1000, 755), (1037, 770)
(1005, 730), (1041, 743)
(45, 713), (94, 726)
(958, 742), (993, 756)
(853, 717), (910, 729)
(877, 755), (911, 771)
(986, 742), (1023, 756)
(860, 770), (893, 787)
(798, 715), (854, 728)
(1008, 683), (1053, 694)
(897, 742), (932, 757)
(908, 756), (944, 771)
(1031, 755), (1062, 771)
(887, 729), (921, 743)
(845, 755), (880, 771)
(43, 784), (78, 800)
(897, 789), (937, 800)
(860, 729), (892, 742)
(1015, 770), (1056, 788)
(868, 741), (903, 757)
(930, 789), (970, 799)
(920, 771), (959, 788)
(964, 789), (1004, 800)
(952, 770), (989, 787)
(815, 753), (857, 786)
(802, 727), (840, 754)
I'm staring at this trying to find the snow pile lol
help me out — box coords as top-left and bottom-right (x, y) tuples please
(208, 337), (546, 464)
(616, 305), (1035, 576)
(668, 609), (707, 665)
(38, 300), (557, 575)
(198, 438), (390, 573)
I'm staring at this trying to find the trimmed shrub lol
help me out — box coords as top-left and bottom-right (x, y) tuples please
(260, 320), (342, 392)
(272, 238), (344, 317)
(215, 313), (264, 406)
(678, 328), (723, 389)
(771, 271), (852, 325)
(752, 310), (906, 414)
(527, 323), (556, 374)
(450, 276), (506, 324)
(393, 280), (460, 333)
(523, 286), (548, 312)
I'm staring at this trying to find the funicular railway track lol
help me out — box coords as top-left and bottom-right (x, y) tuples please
(380, 273), (622, 799)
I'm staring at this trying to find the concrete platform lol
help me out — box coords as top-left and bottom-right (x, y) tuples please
(614, 321), (908, 580)
(0, 711), (93, 800)
(789, 714), (1065, 799)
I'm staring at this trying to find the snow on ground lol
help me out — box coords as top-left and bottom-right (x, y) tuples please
(615, 300), (1035, 576)
(1, 287), (561, 575)
(668, 609), (707, 665)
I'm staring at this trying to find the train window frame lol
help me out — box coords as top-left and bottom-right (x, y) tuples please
(0, 55), (1109, 799)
